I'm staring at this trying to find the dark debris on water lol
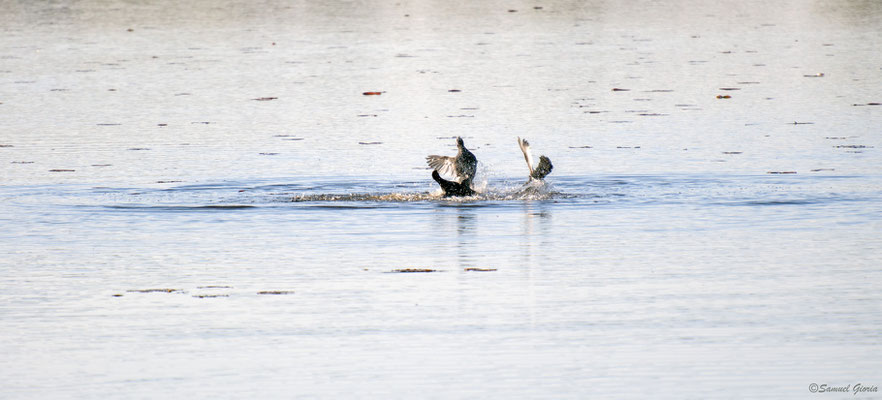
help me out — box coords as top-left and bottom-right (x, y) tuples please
(126, 288), (182, 293)
(390, 268), (437, 273)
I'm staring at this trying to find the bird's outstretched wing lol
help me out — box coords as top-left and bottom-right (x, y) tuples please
(517, 137), (535, 176)
(426, 155), (459, 181)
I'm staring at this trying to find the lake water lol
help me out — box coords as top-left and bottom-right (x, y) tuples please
(2, 0), (881, 398)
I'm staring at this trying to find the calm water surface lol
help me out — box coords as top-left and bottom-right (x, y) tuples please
(1, 0), (881, 398)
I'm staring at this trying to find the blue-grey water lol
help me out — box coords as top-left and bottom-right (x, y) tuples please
(2, 0), (881, 398)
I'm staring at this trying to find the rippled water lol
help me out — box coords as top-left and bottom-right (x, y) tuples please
(2, 0), (881, 398)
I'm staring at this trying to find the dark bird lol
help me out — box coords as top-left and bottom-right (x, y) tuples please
(517, 137), (553, 182)
(426, 137), (477, 185)
(432, 170), (476, 197)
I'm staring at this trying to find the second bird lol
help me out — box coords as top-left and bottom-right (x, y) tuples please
(426, 136), (477, 185)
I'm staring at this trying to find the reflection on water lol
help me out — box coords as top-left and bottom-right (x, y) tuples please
(1, 0), (881, 398)
(454, 207), (477, 268)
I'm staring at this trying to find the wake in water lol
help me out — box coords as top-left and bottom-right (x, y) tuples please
(289, 178), (559, 203)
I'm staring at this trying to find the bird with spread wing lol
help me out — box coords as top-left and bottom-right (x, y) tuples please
(426, 136), (477, 184)
(517, 137), (553, 182)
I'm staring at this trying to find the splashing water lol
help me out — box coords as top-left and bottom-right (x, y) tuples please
(291, 192), (439, 202)
(289, 177), (558, 203)
(469, 161), (491, 194)
(288, 161), (559, 203)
